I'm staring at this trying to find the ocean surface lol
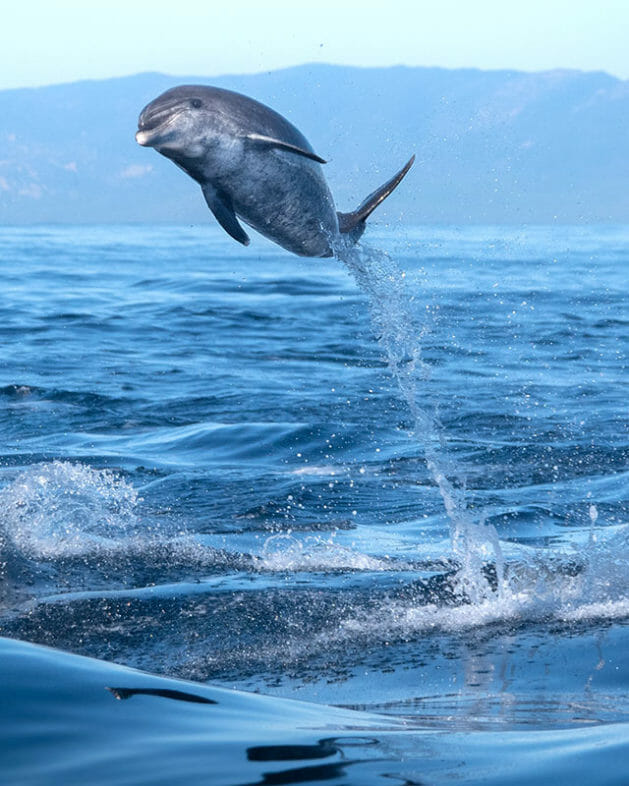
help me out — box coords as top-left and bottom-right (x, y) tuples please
(0, 224), (627, 784)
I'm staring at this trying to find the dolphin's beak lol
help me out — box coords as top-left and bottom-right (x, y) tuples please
(135, 107), (184, 148)
(135, 129), (153, 147)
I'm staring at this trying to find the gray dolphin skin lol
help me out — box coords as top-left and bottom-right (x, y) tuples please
(136, 85), (414, 258)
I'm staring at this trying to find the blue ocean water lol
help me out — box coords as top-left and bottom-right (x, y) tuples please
(0, 224), (627, 784)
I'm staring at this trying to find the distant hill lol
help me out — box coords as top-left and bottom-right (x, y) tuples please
(1, 64), (628, 225)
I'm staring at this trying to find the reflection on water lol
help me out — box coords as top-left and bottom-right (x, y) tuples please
(247, 740), (340, 762)
(244, 738), (377, 786)
(108, 686), (217, 704)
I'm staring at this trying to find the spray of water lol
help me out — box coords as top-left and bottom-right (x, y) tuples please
(0, 461), (139, 558)
(0, 461), (248, 593)
(337, 243), (505, 603)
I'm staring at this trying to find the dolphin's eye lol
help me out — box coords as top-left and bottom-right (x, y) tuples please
(191, 98), (203, 109)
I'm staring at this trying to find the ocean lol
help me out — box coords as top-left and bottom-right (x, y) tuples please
(0, 223), (627, 784)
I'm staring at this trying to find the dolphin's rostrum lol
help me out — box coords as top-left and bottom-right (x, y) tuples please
(136, 85), (414, 257)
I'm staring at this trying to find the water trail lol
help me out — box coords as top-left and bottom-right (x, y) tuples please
(337, 243), (504, 602)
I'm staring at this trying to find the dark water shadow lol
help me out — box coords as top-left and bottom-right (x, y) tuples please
(242, 736), (394, 785)
(107, 686), (217, 704)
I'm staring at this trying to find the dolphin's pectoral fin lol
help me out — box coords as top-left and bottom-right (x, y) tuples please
(337, 155), (415, 240)
(202, 184), (250, 246)
(245, 133), (327, 164)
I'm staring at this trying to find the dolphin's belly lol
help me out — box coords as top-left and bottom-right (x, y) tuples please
(226, 150), (339, 257)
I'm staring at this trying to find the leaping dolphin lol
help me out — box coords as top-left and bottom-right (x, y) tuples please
(136, 85), (414, 258)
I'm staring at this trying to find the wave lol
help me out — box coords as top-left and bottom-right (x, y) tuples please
(0, 462), (255, 608)
(2, 461), (628, 637)
(9, 635), (629, 785)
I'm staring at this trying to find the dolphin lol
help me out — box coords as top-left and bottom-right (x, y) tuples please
(136, 85), (414, 258)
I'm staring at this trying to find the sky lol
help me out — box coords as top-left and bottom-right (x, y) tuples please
(2, 0), (628, 90)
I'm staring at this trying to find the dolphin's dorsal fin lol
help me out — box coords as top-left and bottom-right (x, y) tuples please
(337, 155), (415, 237)
(202, 183), (250, 246)
(246, 133), (327, 164)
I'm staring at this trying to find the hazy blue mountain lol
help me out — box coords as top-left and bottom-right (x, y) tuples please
(1, 64), (628, 225)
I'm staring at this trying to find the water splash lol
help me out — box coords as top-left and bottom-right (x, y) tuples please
(338, 243), (504, 602)
(260, 532), (398, 572)
(0, 461), (257, 606)
(0, 461), (139, 558)
(334, 532), (629, 643)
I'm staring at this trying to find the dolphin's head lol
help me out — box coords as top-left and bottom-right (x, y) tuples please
(136, 85), (216, 160)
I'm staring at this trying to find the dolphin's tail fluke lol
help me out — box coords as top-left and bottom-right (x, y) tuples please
(337, 155), (415, 242)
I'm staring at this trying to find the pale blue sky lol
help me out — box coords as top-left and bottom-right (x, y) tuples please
(3, 0), (628, 90)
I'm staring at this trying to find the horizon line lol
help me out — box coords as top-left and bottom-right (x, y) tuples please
(1, 61), (625, 93)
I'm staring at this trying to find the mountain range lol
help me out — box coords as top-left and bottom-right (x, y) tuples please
(1, 63), (628, 225)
